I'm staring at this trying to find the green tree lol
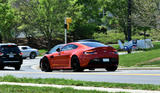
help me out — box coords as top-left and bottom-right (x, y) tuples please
(132, 0), (159, 28)
(12, 0), (69, 49)
(100, 0), (129, 40)
(132, 0), (159, 39)
(67, 0), (101, 41)
(0, 0), (15, 42)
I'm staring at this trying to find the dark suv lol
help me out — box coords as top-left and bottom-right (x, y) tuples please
(0, 43), (23, 70)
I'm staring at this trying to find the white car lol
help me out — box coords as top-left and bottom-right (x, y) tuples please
(18, 46), (39, 59)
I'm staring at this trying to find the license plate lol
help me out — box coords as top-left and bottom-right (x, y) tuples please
(103, 58), (109, 62)
(9, 54), (14, 58)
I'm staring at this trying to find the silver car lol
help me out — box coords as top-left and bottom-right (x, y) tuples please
(18, 46), (39, 59)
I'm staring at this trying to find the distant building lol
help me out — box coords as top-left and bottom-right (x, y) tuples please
(16, 32), (26, 38)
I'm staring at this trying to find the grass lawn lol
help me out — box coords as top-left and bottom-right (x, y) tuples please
(39, 49), (47, 56)
(0, 85), (109, 93)
(119, 48), (160, 67)
(118, 42), (160, 67)
(0, 75), (160, 91)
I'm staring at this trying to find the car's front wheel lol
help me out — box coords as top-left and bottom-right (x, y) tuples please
(40, 60), (52, 72)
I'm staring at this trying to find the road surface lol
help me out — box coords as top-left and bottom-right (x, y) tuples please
(0, 57), (160, 85)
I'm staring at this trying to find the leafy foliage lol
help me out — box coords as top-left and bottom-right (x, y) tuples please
(0, 0), (159, 47)
(93, 30), (125, 44)
(12, 0), (69, 49)
(0, 0), (15, 42)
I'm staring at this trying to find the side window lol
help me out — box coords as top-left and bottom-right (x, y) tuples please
(22, 47), (27, 50)
(70, 44), (78, 49)
(61, 44), (78, 51)
(49, 45), (60, 53)
(61, 45), (72, 51)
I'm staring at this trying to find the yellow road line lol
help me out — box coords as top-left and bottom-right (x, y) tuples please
(1, 71), (160, 76)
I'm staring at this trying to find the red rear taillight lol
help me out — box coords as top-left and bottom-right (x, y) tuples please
(84, 50), (97, 55)
(19, 52), (23, 56)
(0, 52), (4, 56)
(8, 45), (12, 47)
(112, 50), (118, 54)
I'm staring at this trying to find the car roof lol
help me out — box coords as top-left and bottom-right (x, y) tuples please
(18, 46), (29, 47)
(71, 42), (101, 44)
(75, 39), (100, 42)
(56, 44), (64, 46)
(0, 43), (17, 46)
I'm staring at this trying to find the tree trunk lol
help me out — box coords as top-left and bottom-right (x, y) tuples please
(127, 0), (132, 41)
(47, 38), (52, 51)
(0, 34), (2, 43)
(124, 29), (128, 40)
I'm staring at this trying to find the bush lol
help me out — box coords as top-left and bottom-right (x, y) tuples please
(93, 30), (125, 44)
(132, 34), (145, 40)
(149, 29), (160, 41)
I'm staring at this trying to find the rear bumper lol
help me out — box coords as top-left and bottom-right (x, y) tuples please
(0, 58), (23, 66)
(79, 54), (119, 68)
(86, 58), (118, 68)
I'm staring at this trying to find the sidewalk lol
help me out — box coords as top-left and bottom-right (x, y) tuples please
(118, 51), (143, 55)
(118, 67), (160, 70)
(0, 82), (160, 93)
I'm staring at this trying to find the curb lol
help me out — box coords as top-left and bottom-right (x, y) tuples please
(32, 65), (160, 71)
(0, 82), (160, 93)
(118, 67), (160, 70)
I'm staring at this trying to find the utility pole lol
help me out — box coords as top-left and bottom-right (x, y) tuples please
(64, 18), (72, 44)
(64, 18), (67, 44)
(127, 0), (132, 41)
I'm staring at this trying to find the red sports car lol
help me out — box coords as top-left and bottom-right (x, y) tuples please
(40, 42), (119, 72)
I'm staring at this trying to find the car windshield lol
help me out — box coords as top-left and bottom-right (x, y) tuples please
(1, 45), (20, 53)
(49, 44), (64, 54)
(80, 42), (107, 47)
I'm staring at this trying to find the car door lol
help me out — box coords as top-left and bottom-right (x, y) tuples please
(53, 44), (78, 67)
(21, 47), (28, 57)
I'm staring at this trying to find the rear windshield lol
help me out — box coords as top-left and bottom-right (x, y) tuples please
(80, 42), (107, 47)
(0, 45), (20, 53)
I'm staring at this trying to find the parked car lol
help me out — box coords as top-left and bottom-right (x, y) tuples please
(0, 43), (23, 70)
(46, 44), (64, 54)
(40, 42), (119, 72)
(18, 46), (39, 59)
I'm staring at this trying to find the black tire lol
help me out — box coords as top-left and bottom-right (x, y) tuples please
(30, 52), (36, 59)
(40, 59), (52, 72)
(0, 66), (4, 70)
(105, 66), (118, 71)
(71, 56), (84, 72)
(89, 68), (95, 71)
(15, 65), (21, 70)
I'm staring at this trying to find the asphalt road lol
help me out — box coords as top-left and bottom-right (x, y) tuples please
(0, 57), (160, 85)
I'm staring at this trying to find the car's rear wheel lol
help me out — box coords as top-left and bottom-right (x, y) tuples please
(0, 66), (4, 70)
(30, 52), (36, 59)
(15, 65), (21, 70)
(40, 59), (52, 72)
(105, 65), (118, 71)
(71, 56), (84, 72)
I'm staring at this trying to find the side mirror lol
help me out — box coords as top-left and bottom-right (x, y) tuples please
(56, 48), (61, 52)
